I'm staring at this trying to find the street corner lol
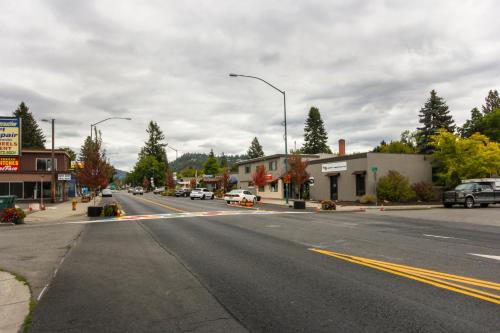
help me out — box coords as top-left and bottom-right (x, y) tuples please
(0, 270), (32, 333)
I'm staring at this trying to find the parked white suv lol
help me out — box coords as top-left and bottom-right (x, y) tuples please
(190, 188), (214, 200)
(224, 189), (256, 204)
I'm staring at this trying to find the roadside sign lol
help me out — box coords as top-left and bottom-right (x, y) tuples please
(0, 117), (21, 156)
(309, 176), (315, 186)
(283, 175), (291, 184)
(266, 173), (273, 181)
(58, 173), (71, 181)
(371, 166), (378, 173)
(0, 156), (20, 172)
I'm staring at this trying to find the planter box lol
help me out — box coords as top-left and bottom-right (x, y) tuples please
(293, 200), (306, 209)
(87, 206), (103, 217)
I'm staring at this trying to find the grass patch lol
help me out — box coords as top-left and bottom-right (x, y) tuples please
(23, 299), (37, 333)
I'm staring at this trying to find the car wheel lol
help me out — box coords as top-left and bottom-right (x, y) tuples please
(211, 195), (214, 200)
(226, 200), (230, 204)
(443, 203), (453, 208)
(191, 197), (194, 200)
(464, 197), (474, 209)
(202, 195), (206, 200)
(480, 203), (489, 208)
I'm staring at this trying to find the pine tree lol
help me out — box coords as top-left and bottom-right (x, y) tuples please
(247, 137), (264, 159)
(301, 107), (332, 154)
(482, 89), (500, 114)
(140, 121), (168, 167)
(203, 150), (220, 175)
(416, 90), (456, 154)
(12, 102), (46, 148)
(459, 107), (483, 138)
(219, 152), (228, 168)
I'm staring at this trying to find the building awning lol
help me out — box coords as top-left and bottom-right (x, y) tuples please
(325, 172), (340, 176)
(352, 170), (367, 175)
(267, 178), (279, 184)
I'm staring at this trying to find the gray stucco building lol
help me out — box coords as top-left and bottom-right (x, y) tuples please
(307, 152), (433, 202)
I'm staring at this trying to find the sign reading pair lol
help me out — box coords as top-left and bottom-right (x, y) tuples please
(0, 117), (21, 156)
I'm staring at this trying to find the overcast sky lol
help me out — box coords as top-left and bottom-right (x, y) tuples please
(1, 1), (499, 170)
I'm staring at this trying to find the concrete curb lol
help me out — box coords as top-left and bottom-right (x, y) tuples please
(0, 271), (31, 333)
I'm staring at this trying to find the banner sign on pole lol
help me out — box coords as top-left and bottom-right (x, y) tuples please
(58, 173), (71, 181)
(0, 157), (20, 171)
(0, 117), (21, 156)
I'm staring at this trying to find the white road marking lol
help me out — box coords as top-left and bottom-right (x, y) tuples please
(468, 253), (500, 261)
(38, 284), (49, 301)
(423, 234), (462, 240)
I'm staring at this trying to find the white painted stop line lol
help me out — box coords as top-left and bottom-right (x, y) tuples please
(469, 253), (500, 261)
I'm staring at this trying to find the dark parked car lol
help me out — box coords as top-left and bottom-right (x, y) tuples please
(443, 178), (500, 208)
(175, 188), (191, 197)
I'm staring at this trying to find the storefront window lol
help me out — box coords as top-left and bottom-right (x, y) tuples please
(270, 183), (278, 192)
(10, 182), (23, 198)
(0, 183), (8, 196)
(355, 174), (366, 196)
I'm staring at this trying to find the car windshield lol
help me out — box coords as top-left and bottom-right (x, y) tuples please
(455, 183), (475, 190)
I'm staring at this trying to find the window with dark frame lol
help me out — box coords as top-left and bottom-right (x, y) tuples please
(36, 158), (57, 171)
(245, 166), (250, 173)
(268, 160), (277, 171)
(355, 174), (366, 196)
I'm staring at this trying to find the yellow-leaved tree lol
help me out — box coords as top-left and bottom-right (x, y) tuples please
(430, 130), (500, 188)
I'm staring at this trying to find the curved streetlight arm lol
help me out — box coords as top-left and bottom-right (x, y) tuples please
(229, 73), (284, 94)
(90, 117), (131, 139)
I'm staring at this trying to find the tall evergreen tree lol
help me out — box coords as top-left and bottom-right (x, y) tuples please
(219, 152), (228, 168)
(459, 107), (482, 138)
(247, 137), (264, 159)
(482, 89), (500, 114)
(12, 102), (46, 148)
(203, 149), (220, 175)
(140, 121), (168, 167)
(416, 90), (456, 154)
(301, 107), (332, 154)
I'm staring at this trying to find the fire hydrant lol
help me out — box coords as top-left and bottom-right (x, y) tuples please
(71, 199), (77, 211)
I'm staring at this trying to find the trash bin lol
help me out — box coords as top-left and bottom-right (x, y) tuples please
(0, 196), (16, 210)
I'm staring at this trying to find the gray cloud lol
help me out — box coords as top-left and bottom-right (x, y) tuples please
(1, 1), (499, 170)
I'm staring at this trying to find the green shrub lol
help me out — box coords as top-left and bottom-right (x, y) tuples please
(102, 202), (121, 217)
(376, 170), (416, 202)
(359, 194), (376, 204)
(411, 181), (437, 201)
(161, 189), (176, 196)
(214, 189), (225, 198)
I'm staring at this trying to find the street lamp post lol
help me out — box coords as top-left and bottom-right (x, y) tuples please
(229, 73), (289, 204)
(42, 118), (56, 203)
(90, 117), (132, 140)
(166, 144), (179, 160)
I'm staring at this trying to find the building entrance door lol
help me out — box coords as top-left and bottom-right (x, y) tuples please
(330, 176), (338, 200)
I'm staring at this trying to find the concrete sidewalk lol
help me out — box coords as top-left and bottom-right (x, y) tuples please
(0, 271), (31, 333)
(23, 197), (102, 223)
(256, 198), (440, 212)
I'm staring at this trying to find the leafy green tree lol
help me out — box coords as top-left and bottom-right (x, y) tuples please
(482, 89), (500, 114)
(140, 121), (168, 166)
(129, 155), (166, 187)
(377, 171), (416, 202)
(12, 102), (46, 148)
(247, 137), (264, 159)
(459, 107), (483, 138)
(373, 140), (415, 153)
(203, 149), (220, 175)
(430, 130), (500, 188)
(400, 130), (417, 149)
(301, 107), (332, 154)
(416, 90), (456, 154)
(481, 108), (500, 141)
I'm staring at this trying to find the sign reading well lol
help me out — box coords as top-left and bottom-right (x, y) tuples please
(0, 117), (21, 156)
(0, 157), (20, 172)
(321, 161), (347, 173)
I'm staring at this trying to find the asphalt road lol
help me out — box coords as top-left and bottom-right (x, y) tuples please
(31, 192), (500, 332)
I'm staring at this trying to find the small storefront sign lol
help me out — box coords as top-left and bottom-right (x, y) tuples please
(58, 173), (72, 181)
(0, 117), (21, 156)
(265, 173), (273, 181)
(0, 156), (20, 171)
(321, 161), (347, 173)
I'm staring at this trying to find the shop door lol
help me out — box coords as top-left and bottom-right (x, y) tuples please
(330, 176), (338, 200)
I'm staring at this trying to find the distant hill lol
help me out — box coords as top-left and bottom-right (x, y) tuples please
(114, 169), (128, 180)
(169, 153), (248, 172)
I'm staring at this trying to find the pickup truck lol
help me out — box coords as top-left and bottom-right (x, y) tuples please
(442, 178), (500, 208)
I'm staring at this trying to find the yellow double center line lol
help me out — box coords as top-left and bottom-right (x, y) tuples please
(310, 248), (500, 305)
(132, 195), (187, 213)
